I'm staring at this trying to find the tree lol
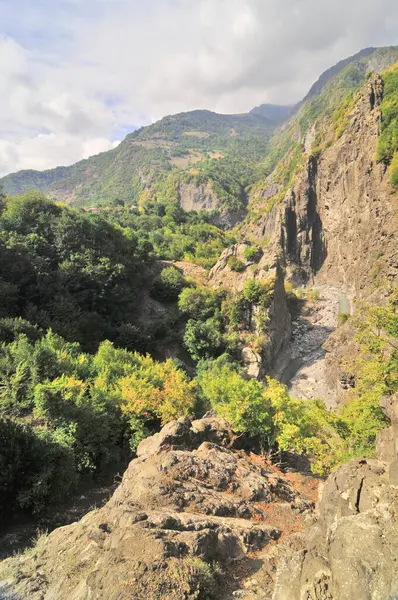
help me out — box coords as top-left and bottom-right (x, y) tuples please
(151, 267), (186, 301)
(178, 286), (221, 320)
(184, 318), (222, 361)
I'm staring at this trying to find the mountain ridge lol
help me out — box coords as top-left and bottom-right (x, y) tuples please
(1, 46), (398, 214)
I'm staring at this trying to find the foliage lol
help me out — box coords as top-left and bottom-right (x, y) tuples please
(243, 245), (261, 263)
(227, 256), (245, 272)
(0, 418), (76, 514)
(178, 286), (222, 320)
(243, 278), (274, 307)
(0, 191), (145, 352)
(377, 64), (398, 186)
(198, 363), (345, 473)
(184, 319), (223, 361)
(151, 267), (187, 301)
(0, 332), (197, 514)
(198, 363), (274, 440)
(338, 293), (398, 452)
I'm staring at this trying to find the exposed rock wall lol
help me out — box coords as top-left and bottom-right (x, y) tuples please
(249, 74), (398, 298)
(178, 182), (244, 227)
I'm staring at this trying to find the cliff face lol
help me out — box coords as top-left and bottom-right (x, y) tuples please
(249, 74), (398, 298)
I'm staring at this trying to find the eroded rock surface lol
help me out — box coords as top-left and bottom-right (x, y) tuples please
(0, 417), (315, 600)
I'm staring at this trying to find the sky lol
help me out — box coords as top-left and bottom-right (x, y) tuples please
(0, 0), (398, 176)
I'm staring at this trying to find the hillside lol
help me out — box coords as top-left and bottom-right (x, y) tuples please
(2, 46), (397, 218)
(0, 46), (398, 600)
(0, 109), (277, 215)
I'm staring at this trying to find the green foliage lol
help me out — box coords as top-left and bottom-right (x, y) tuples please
(198, 363), (273, 440)
(184, 319), (223, 361)
(0, 332), (197, 514)
(178, 286), (222, 320)
(0, 418), (76, 514)
(338, 293), (398, 452)
(332, 92), (356, 139)
(243, 278), (274, 307)
(151, 267), (187, 301)
(243, 245), (261, 263)
(198, 363), (344, 473)
(390, 151), (398, 187)
(377, 64), (398, 186)
(0, 192), (145, 352)
(227, 256), (245, 272)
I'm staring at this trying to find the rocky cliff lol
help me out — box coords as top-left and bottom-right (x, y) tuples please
(209, 250), (292, 378)
(247, 74), (398, 298)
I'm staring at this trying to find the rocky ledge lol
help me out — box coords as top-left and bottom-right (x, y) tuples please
(0, 416), (315, 600)
(273, 393), (398, 600)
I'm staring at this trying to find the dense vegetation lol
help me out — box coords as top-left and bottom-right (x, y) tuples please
(377, 63), (398, 187)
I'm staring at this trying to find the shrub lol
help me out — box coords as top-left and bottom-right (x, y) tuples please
(227, 256), (245, 272)
(243, 245), (261, 263)
(184, 318), (222, 361)
(178, 286), (221, 320)
(151, 267), (186, 301)
(390, 151), (398, 187)
(0, 419), (76, 514)
(338, 312), (350, 326)
(243, 278), (274, 307)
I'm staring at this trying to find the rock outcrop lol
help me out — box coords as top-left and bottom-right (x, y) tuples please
(0, 417), (315, 600)
(272, 393), (398, 600)
(247, 74), (398, 299)
(209, 249), (292, 378)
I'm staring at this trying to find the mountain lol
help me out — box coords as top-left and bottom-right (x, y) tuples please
(0, 109), (276, 213)
(2, 46), (398, 215)
(249, 103), (294, 122)
(0, 47), (398, 600)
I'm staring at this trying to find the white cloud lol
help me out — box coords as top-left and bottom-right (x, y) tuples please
(1, 0), (398, 176)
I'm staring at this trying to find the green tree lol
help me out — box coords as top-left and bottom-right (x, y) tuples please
(151, 267), (186, 301)
(184, 318), (222, 361)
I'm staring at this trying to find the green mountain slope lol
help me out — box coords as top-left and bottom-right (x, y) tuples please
(0, 109), (277, 212)
(2, 46), (398, 215)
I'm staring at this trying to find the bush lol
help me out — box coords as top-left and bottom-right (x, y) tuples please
(184, 318), (222, 361)
(227, 256), (245, 272)
(178, 286), (221, 320)
(338, 312), (350, 326)
(198, 363), (348, 475)
(0, 419), (76, 514)
(151, 267), (186, 301)
(243, 279), (266, 304)
(243, 245), (261, 263)
(390, 151), (398, 187)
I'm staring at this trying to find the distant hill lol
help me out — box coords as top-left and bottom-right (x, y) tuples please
(0, 109), (277, 212)
(250, 103), (294, 123)
(2, 46), (398, 213)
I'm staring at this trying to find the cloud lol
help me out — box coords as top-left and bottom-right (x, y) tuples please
(1, 0), (398, 175)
